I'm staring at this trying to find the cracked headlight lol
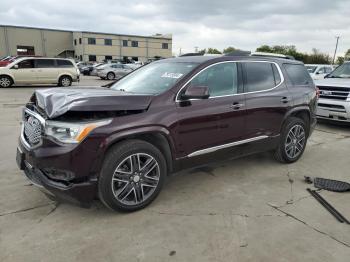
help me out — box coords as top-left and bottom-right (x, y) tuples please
(45, 119), (112, 144)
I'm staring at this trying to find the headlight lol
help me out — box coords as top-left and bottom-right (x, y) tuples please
(45, 119), (112, 144)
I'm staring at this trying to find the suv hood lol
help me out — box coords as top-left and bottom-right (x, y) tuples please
(34, 88), (154, 119)
(315, 78), (350, 88)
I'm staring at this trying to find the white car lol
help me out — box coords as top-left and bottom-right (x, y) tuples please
(97, 64), (133, 80)
(315, 62), (350, 122)
(305, 64), (334, 80)
(0, 57), (80, 88)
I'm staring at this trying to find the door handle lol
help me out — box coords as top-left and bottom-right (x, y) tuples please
(230, 102), (244, 110)
(281, 97), (291, 103)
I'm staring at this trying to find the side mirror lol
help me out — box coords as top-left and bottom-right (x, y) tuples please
(181, 85), (210, 100)
(315, 71), (320, 75)
(12, 64), (19, 69)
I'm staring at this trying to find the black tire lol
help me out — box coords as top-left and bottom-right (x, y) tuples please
(58, 75), (72, 87)
(274, 117), (308, 163)
(0, 75), (13, 88)
(107, 72), (115, 80)
(98, 139), (167, 212)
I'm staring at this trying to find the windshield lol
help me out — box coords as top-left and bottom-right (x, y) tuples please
(305, 66), (317, 73)
(110, 62), (197, 95)
(327, 63), (350, 78)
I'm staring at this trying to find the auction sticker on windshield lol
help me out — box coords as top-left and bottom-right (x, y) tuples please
(161, 72), (183, 79)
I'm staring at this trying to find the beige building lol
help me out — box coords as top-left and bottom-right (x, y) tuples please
(0, 25), (172, 62)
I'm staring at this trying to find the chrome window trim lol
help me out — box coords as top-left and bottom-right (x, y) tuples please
(187, 135), (269, 157)
(175, 60), (285, 102)
(20, 108), (46, 150)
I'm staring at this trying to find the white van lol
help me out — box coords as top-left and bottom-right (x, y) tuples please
(0, 57), (80, 88)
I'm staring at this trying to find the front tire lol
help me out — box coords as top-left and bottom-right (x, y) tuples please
(98, 140), (167, 212)
(0, 76), (13, 88)
(58, 75), (72, 87)
(274, 117), (307, 163)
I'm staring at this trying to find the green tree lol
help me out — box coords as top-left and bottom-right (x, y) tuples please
(336, 56), (345, 65)
(206, 48), (222, 54)
(198, 48), (206, 55)
(223, 46), (236, 54)
(345, 49), (350, 60)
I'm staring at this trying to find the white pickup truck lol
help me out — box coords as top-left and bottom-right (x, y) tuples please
(315, 62), (350, 122)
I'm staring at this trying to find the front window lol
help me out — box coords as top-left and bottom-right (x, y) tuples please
(327, 63), (350, 78)
(110, 62), (197, 95)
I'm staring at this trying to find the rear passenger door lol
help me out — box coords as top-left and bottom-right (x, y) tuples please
(243, 61), (290, 138)
(35, 59), (59, 84)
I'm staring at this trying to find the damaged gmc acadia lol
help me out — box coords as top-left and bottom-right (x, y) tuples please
(17, 55), (317, 211)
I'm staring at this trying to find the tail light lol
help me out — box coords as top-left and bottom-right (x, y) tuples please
(316, 86), (320, 99)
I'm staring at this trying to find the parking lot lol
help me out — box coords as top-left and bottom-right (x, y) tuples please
(1, 75), (350, 261)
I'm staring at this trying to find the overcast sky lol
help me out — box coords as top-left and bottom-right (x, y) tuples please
(1, 0), (349, 56)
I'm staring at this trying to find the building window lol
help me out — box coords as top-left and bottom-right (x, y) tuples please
(105, 55), (112, 61)
(74, 39), (77, 46)
(79, 55), (83, 61)
(162, 43), (169, 49)
(88, 55), (96, 62)
(79, 38), (82, 44)
(105, 39), (112, 46)
(132, 57), (138, 61)
(131, 41), (138, 47)
(122, 40), (128, 47)
(17, 45), (35, 55)
(88, 38), (96, 45)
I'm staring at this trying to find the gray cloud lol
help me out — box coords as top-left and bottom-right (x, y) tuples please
(0, 0), (349, 56)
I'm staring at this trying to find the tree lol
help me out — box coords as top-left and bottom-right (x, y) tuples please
(223, 46), (236, 54)
(206, 48), (222, 54)
(198, 48), (206, 55)
(336, 56), (345, 65)
(345, 49), (350, 60)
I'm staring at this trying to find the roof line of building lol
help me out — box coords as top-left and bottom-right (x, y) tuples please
(0, 24), (172, 40)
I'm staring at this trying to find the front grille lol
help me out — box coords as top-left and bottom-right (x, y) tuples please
(317, 86), (350, 101)
(317, 103), (346, 112)
(23, 110), (43, 147)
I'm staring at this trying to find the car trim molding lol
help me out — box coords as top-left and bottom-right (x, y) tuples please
(187, 135), (269, 157)
(175, 60), (285, 102)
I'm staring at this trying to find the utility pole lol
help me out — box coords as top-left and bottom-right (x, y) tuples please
(332, 36), (340, 64)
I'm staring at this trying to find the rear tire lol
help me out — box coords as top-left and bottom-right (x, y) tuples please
(98, 140), (166, 212)
(58, 75), (72, 87)
(107, 72), (115, 80)
(274, 117), (307, 163)
(0, 76), (13, 88)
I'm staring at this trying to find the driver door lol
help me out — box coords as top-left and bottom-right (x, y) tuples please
(175, 62), (246, 157)
(11, 59), (37, 84)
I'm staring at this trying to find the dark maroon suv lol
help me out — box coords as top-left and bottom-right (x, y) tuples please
(16, 54), (317, 211)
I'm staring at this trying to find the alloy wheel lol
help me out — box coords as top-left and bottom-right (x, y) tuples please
(111, 153), (160, 206)
(0, 77), (11, 87)
(284, 124), (306, 159)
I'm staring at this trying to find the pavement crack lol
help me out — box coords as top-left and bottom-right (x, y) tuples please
(37, 202), (59, 223)
(267, 203), (350, 248)
(285, 170), (294, 205)
(0, 202), (55, 217)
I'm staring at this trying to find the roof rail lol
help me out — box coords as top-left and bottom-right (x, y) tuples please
(251, 52), (295, 60)
(179, 53), (203, 57)
(224, 50), (251, 56)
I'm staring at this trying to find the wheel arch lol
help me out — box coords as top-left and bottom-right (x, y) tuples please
(0, 74), (14, 84)
(282, 106), (311, 135)
(101, 128), (175, 174)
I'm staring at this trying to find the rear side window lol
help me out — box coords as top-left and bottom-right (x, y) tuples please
(36, 59), (55, 68)
(57, 60), (73, 68)
(244, 62), (276, 92)
(284, 64), (312, 85)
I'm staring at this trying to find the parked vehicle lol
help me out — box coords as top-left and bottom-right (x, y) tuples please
(0, 56), (17, 67)
(305, 64), (334, 80)
(89, 63), (106, 76)
(97, 64), (133, 80)
(0, 57), (79, 88)
(16, 54), (317, 211)
(315, 61), (350, 122)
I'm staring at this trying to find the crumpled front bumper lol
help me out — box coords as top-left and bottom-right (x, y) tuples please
(16, 137), (102, 207)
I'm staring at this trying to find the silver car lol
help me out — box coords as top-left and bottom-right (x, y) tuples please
(97, 64), (133, 80)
